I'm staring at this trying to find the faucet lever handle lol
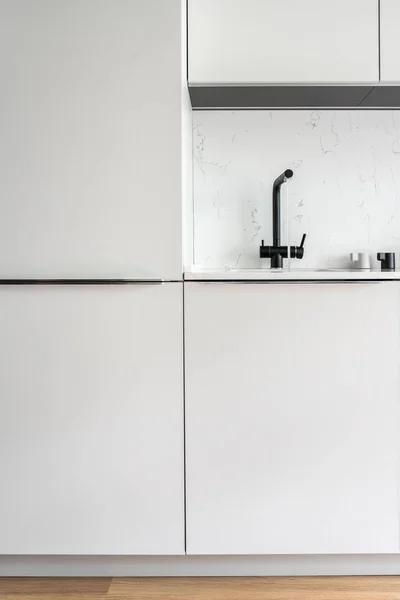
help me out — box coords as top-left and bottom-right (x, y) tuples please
(292, 233), (306, 259)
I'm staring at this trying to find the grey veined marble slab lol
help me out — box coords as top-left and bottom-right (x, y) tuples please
(192, 110), (400, 272)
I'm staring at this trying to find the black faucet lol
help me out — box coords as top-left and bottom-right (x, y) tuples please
(259, 169), (306, 269)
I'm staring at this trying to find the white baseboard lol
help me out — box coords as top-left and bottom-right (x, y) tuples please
(1, 555), (400, 577)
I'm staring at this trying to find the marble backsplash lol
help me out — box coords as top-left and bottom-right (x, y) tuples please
(193, 110), (400, 270)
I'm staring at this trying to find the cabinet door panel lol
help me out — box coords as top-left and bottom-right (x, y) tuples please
(186, 283), (400, 554)
(380, 0), (400, 82)
(0, 0), (182, 278)
(0, 283), (183, 554)
(189, 0), (379, 84)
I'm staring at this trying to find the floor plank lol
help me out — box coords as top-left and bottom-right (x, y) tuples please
(0, 578), (111, 596)
(0, 576), (399, 600)
(108, 576), (400, 600)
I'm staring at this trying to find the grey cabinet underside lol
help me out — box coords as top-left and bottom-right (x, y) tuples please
(188, 85), (400, 109)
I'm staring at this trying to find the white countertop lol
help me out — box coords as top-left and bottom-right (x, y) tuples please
(184, 268), (400, 281)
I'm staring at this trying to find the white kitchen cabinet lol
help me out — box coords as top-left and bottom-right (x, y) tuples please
(188, 0), (379, 84)
(0, 283), (183, 554)
(380, 0), (400, 82)
(185, 283), (400, 554)
(0, 0), (182, 279)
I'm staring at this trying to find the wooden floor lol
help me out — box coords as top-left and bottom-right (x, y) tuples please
(0, 577), (399, 599)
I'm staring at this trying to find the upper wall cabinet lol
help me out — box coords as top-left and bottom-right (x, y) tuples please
(380, 0), (400, 82)
(0, 0), (182, 279)
(188, 0), (379, 84)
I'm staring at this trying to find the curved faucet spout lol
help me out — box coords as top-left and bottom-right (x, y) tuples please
(273, 169), (294, 190)
(272, 169), (293, 250)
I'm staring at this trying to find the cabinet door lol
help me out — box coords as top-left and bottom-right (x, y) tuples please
(0, 0), (182, 279)
(189, 0), (379, 84)
(0, 283), (183, 554)
(185, 283), (400, 554)
(380, 0), (400, 82)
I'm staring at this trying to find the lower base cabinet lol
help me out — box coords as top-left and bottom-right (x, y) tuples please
(0, 283), (184, 554)
(185, 282), (400, 554)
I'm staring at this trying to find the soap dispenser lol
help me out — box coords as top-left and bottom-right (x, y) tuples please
(377, 252), (396, 271)
(350, 253), (370, 270)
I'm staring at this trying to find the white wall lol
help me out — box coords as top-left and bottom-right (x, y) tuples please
(193, 110), (400, 270)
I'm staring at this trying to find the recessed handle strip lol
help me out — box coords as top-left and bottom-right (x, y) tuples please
(0, 279), (164, 286)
